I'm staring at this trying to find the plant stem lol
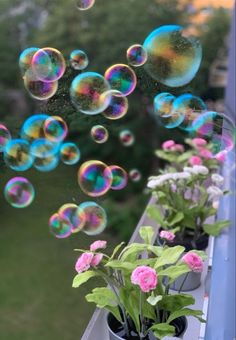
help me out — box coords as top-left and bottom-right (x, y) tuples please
(139, 291), (144, 339)
(178, 272), (190, 293)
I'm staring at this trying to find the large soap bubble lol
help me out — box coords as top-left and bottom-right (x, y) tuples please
(34, 155), (59, 172)
(4, 177), (35, 208)
(49, 213), (72, 239)
(44, 116), (68, 143)
(79, 201), (107, 235)
(19, 47), (39, 76)
(23, 72), (58, 100)
(105, 64), (137, 96)
(4, 139), (34, 171)
(58, 203), (86, 233)
(143, 25), (202, 87)
(21, 114), (49, 141)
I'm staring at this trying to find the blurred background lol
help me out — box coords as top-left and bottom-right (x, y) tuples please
(0, 0), (234, 339)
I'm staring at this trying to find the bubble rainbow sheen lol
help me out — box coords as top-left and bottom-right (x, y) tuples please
(70, 50), (89, 70)
(49, 213), (72, 239)
(4, 139), (34, 171)
(109, 165), (128, 190)
(172, 94), (207, 131)
(60, 142), (81, 165)
(129, 169), (142, 182)
(24, 73), (58, 100)
(31, 138), (59, 158)
(76, 0), (95, 11)
(32, 47), (66, 82)
(21, 114), (49, 141)
(79, 201), (107, 235)
(34, 155), (59, 172)
(4, 177), (35, 208)
(70, 72), (111, 115)
(91, 125), (109, 144)
(119, 129), (135, 147)
(78, 160), (113, 197)
(127, 44), (148, 67)
(104, 64), (137, 96)
(44, 116), (68, 143)
(143, 25), (202, 87)
(58, 203), (86, 233)
(19, 47), (39, 76)
(0, 124), (11, 152)
(102, 90), (128, 120)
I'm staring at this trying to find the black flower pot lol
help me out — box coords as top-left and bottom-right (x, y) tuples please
(107, 313), (187, 340)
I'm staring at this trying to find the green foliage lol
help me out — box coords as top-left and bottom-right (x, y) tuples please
(72, 271), (98, 288)
(203, 220), (230, 236)
(139, 226), (155, 245)
(150, 323), (175, 339)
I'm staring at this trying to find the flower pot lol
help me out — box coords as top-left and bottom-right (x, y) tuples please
(107, 313), (187, 340)
(168, 271), (201, 292)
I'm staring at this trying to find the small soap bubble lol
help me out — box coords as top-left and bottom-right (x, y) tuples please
(60, 142), (81, 165)
(21, 114), (49, 142)
(119, 129), (135, 146)
(109, 165), (128, 190)
(91, 125), (109, 144)
(75, 0), (95, 11)
(49, 213), (72, 239)
(105, 64), (137, 96)
(79, 201), (107, 235)
(4, 139), (34, 171)
(4, 177), (35, 208)
(0, 124), (11, 152)
(70, 50), (89, 70)
(127, 44), (147, 67)
(58, 203), (86, 233)
(129, 169), (142, 182)
(44, 116), (68, 143)
(102, 90), (128, 120)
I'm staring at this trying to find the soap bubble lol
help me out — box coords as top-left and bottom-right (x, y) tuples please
(105, 64), (137, 96)
(154, 92), (184, 128)
(76, 0), (95, 11)
(102, 90), (128, 120)
(60, 142), (81, 165)
(58, 203), (86, 233)
(172, 94), (207, 131)
(49, 213), (72, 238)
(119, 129), (135, 146)
(79, 201), (107, 235)
(34, 155), (59, 172)
(129, 169), (142, 182)
(143, 25), (202, 87)
(70, 50), (89, 70)
(21, 114), (49, 141)
(78, 160), (113, 197)
(4, 177), (35, 208)
(70, 72), (111, 115)
(44, 116), (68, 142)
(0, 124), (11, 152)
(4, 139), (34, 171)
(91, 125), (109, 144)
(24, 72), (58, 100)
(109, 165), (128, 190)
(31, 138), (59, 158)
(127, 44), (148, 67)
(19, 47), (39, 76)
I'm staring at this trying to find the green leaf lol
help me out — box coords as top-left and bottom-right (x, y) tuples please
(139, 226), (155, 245)
(147, 295), (163, 306)
(203, 220), (230, 236)
(72, 271), (98, 288)
(167, 212), (184, 227)
(167, 308), (205, 324)
(158, 263), (190, 283)
(120, 288), (140, 332)
(150, 323), (175, 339)
(154, 246), (185, 269)
(110, 242), (125, 259)
(177, 151), (193, 163)
(159, 294), (194, 312)
(155, 150), (177, 163)
(105, 260), (134, 271)
(147, 205), (165, 226)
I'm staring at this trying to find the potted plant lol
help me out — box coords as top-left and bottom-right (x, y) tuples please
(72, 227), (205, 340)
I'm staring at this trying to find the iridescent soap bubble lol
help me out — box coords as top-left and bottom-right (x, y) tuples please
(127, 44), (148, 67)
(119, 129), (135, 146)
(109, 165), (128, 190)
(91, 125), (109, 144)
(102, 90), (128, 120)
(76, 0), (95, 10)
(172, 94), (207, 131)
(0, 124), (11, 152)
(49, 213), (72, 239)
(34, 155), (59, 172)
(58, 203), (86, 233)
(70, 72), (111, 115)
(24, 72), (58, 100)
(44, 116), (68, 142)
(31, 139), (59, 158)
(32, 47), (66, 82)
(21, 114), (49, 141)
(4, 139), (34, 171)
(19, 47), (39, 76)
(70, 50), (89, 70)
(192, 111), (235, 156)
(129, 169), (142, 182)
(143, 25), (202, 87)
(4, 177), (35, 208)
(78, 160), (113, 197)
(105, 64), (137, 96)
(60, 142), (80, 165)
(79, 201), (107, 235)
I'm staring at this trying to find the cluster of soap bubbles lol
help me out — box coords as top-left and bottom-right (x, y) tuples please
(19, 47), (66, 100)
(49, 201), (107, 238)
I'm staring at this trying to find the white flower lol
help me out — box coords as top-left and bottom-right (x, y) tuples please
(212, 200), (220, 209)
(184, 166), (195, 175)
(193, 165), (209, 175)
(207, 186), (224, 201)
(172, 172), (191, 180)
(211, 174), (224, 185)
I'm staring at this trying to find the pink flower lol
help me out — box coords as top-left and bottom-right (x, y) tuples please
(162, 140), (175, 150)
(215, 151), (227, 163)
(199, 148), (213, 159)
(182, 252), (203, 273)
(189, 156), (203, 166)
(192, 138), (207, 147)
(131, 266), (158, 293)
(91, 254), (103, 267)
(174, 144), (185, 152)
(75, 252), (94, 274)
(90, 240), (107, 252)
(160, 230), (175, 242)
